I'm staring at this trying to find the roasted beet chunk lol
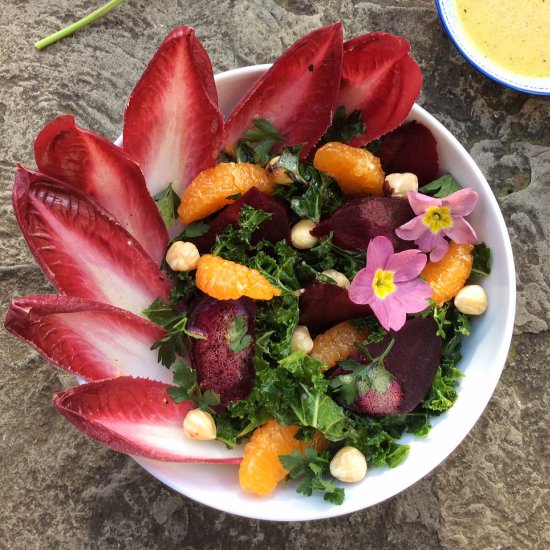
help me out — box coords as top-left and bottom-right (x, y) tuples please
(299, 283), (372, 333)
(378, 121), (439, 185)
(310, 197), (415, 253)
(187, 297), (256, 406)
(363, 317), (442, 415)
(190, 187), (290, 252)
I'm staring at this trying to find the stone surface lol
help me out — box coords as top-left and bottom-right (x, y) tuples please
(1, 1), (549, 548)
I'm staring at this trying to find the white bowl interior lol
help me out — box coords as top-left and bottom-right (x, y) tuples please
(436, 0), (550, 95)
(133, 66), (516, 521)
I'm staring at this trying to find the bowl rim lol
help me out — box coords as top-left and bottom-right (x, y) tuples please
(435, 0), (550, 96)
(128, 64), (516, 521)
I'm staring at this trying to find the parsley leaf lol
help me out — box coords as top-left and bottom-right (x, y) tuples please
(321, 107), (365, 144)
(179, 221), (209, 238)
(143, 298), (205, 368)
(154, 183), (181, 229)
(228, 315), (252, 353)
(236, 118), (285, 165)
(167, 360), (221, 414)
(471, 242), (492, 277)
(331, 339), (395, 405)
(280, 448), (345, 505)
(419, 174), (462, 198)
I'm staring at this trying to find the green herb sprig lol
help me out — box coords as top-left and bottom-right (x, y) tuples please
(167, 360), (221, 413)
(280, 448), (345, 505)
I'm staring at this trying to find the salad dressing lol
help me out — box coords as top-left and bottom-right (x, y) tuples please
(455, 0), (550, 78)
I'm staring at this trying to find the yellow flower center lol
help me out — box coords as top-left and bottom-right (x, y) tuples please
(423, 206), (453, 234)
(372, 269), (395, 299)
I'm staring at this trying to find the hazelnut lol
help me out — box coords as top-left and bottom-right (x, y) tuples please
(291, 219), (318, 249)
(321, 269), (351, 290)
(183, 409), (217, 441)
(454, 285), (488, 315)
(385, 172), (418, 198)
(266, 156), (293, 185)
(290, 325), (314, 354)
(166, 241), (200, 272)
(329, 446), (367, 483)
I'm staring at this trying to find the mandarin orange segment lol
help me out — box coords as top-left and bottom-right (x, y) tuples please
(313, 142), (385, 197)
(195, 254), (281, 300)
(178, 162), (275, 224)
(310, 321), (370, 370)
(239, 419), (328, 496)
(422, 243), (474, 305)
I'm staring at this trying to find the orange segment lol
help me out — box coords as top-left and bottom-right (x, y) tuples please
(422, 243), (474, 305)
(239, 419), (328, 496)
(178, 162), (275, 224)
(195, 254), (281, 300)
(313, 142), (385, 197)
(310, 321), (370, 370)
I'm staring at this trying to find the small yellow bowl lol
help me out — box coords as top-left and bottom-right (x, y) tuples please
(436, 0), (550, 95)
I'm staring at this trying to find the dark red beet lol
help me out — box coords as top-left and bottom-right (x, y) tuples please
(378, 121), (439, 185)
(299, 283), (372, 333)
(311, 197), (415, 253)
(187, 297), (255, 406)
(190, 187), (290, 252)
(359, 317), (442, 415)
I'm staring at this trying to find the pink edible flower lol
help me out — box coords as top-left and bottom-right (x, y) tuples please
(349, 236), (432, 331)
(395, 189), (478, 262)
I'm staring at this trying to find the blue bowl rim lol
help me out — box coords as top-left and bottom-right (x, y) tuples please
(435, 0), (550, 96)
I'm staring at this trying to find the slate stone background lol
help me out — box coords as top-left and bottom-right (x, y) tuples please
(1, 1), (548, 548)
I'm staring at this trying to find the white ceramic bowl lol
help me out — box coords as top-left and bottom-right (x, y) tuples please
(132, 65), (516, 521)
(436, 0), (550, 95)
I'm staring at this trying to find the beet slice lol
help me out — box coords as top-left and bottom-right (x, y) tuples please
(34, 115), (168, 265)
(53, 377), (243, 463)
(191, 187), (290, 252)
(378, 121), (439, 185)
(337, 33), (422, 147)
(363, 317), (441, 414)
(187, 297), (255, 406)
(123, 27), (224, 197)
(311, 197), (415, 253)
(224, 23), (343, 158)
(299, 283), (372, 333)
(4, 295), (172, 383)
(12, 165), (171, 315)
(355, 376), (404, 417)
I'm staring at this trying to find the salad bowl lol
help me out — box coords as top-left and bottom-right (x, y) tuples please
(129, 66), (515, 521)
(6, 27), (515, 522)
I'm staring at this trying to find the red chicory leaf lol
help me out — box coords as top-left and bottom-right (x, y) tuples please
(12, 165), (171, 316)
(5, 295), (172, 383)
(337, 33), (422, 147)
(123, 26), (224, 198)
(34, 115), (168, 265)
(53, 377), (243, 463)
(224, 23), (344, 158)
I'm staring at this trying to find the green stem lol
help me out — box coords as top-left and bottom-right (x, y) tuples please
(35, 0), (125, 50)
